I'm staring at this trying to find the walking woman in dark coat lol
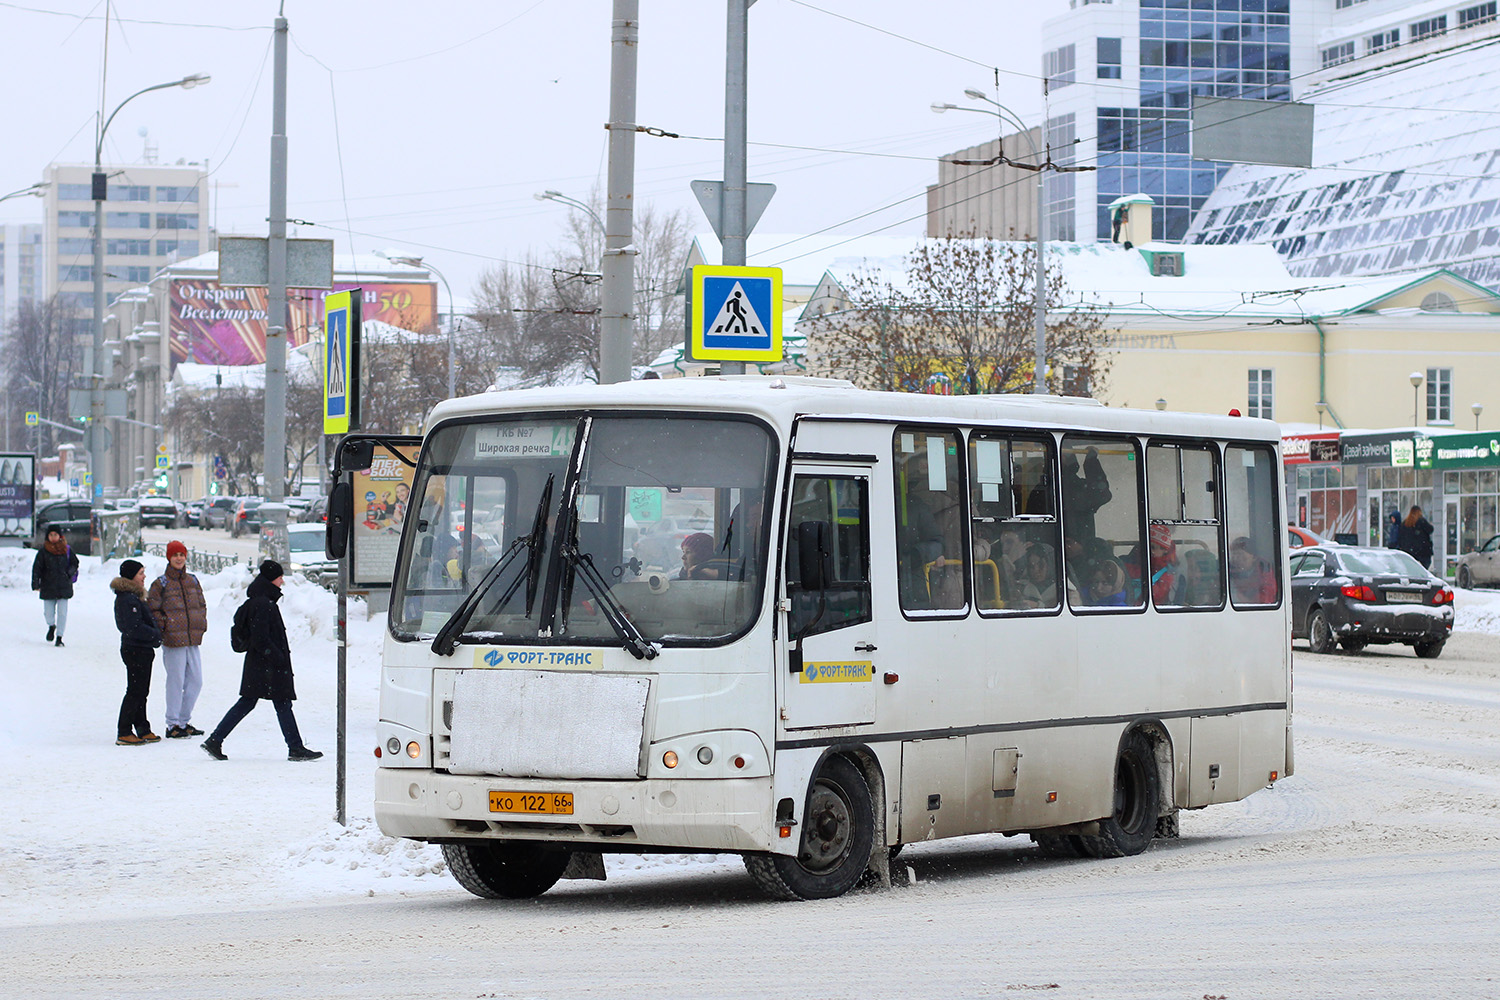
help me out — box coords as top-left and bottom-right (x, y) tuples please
(111, 559), (163, 746)
(1397, 505), (1435, 569)
(202, 561), (322, 762)
(31, 527), (79, 646)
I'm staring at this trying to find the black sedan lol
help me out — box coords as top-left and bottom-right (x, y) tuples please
(1290, 545), (1454, 658)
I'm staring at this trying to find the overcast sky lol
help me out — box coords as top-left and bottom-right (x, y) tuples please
(1, 1), (1052, 298)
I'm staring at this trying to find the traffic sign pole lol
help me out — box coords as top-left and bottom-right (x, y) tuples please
(721, 0), (749, 375)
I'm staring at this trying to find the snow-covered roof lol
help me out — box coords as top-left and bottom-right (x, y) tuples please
(157, 250), (434, 283)
(1186, 40), (1500, 290)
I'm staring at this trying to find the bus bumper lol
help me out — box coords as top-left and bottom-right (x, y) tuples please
(374, 768), (779, 853)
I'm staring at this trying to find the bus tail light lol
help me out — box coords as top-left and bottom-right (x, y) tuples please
(779, 825), (793, 838)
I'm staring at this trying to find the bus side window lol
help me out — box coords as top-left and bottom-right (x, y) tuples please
(1061, 435), (1145, 610)
(1225, 445), (1283, 607)
(1146, 443), (1224, 609)
(786, 475), (872, 639)
(893, 428), (967, 613)
(968, 433), (1060, 612)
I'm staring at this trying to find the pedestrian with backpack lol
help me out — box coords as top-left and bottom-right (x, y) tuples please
(202, 560), (322, 762)
(111, 559), (163, 746)
(31, 526), (79, 647)
(147, 540), (208, 739)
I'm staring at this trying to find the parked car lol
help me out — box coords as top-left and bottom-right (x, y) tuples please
(136, 496), (180, 528)
(1290, 545), (1454, 658)
(26, 499), (94, 552)
(200, 497), (239, 530)
(1288, 524), (1337, 549)
(1454, 534), (1500, 590)
(230, 497), (263, 538)
(287, 522), (336, 587)
(180, 499), (205, 528)
(300, 496), (328, 523)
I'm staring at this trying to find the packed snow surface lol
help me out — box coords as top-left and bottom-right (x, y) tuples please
(2, 549), (1499, 997)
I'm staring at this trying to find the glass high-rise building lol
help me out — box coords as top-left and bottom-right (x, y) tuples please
(1038, 0), (1319, 244)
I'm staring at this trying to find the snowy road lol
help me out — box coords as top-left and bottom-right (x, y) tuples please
(2, 552), (1499, 998)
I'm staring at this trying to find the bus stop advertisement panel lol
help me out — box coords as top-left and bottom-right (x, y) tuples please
(0, 454), (37, 543)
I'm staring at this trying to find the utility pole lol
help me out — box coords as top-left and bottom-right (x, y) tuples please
(719, 0), (750, 376)
(599, 0), (638, 385)
(261, 10), (290, 562)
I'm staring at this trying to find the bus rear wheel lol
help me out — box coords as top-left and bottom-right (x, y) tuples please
(744, 756), (874, 901)
(1079, 731), (1160, 859)
(442, 841), (571, 899)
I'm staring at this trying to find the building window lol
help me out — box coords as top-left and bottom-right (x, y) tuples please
(1421, 291), (1458, 312)
(56, 183), (92, 201)
(157, 239), (199, 257)
(58, 264), (92, 283)
(1321, 42), (1356, 68)
(1335, 0), (1367, 7)
(1097, 37), (1122, 79)
(125, 266), (153, 283)
(105, 212), (152, 229)
(107, 238), (152, 256)
(156, 213), (198, 230)
(1367, 30), (1400, 53)
(56, 237), (92, 255)
(155, 185), (200, 203)
(1459, 2), (1498, 27)
(57, 211), (94, 228)
(107, 185), (151, 202)
(1044, 44), (1076, 89)
(1410, 16), (1448, 41)
(1427, 367), (1453, 423)
(1248, 368), (1273, 419)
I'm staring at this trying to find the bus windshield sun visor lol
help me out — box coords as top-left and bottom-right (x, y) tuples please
(430, 474), (555, 656)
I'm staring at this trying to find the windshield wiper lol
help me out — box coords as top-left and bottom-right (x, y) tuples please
(560, 543), (659, 660)
(431, 474), (554, 656)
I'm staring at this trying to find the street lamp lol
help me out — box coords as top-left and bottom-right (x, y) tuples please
(1409, 371), (1424, 427)
(1473, 402), (1484, 431)
(934, 90), (1048, 394)
(90, 72), (210, 511)
(0, 182), (46, 204)
(1315, 400), (1327, 430)
(1155, 398), (1167, 411)
(376, 250), (457, 399)
(535, 190), (605, 233)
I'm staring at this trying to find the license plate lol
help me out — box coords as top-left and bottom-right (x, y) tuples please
(1385, 591), (1422, 603)
(489, 791), (574, 815)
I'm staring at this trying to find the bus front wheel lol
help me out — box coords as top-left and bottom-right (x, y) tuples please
(1079, 730), (1160, 859)
(442, 841), (571, 899)
(744, 756), (875, 901)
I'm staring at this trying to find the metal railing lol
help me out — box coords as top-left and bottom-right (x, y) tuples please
(140, 541), (253, 575)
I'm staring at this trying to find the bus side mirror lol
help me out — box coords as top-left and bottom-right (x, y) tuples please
(326, 481), (353, 559)
(339, 439), (377, 473)
(797, 520), (831, 591)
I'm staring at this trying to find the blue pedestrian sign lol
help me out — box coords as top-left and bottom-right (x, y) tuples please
(323, 289), (362, 434)
(689, 265), (783, 363)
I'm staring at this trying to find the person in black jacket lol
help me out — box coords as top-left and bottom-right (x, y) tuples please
(1397, 505), (1435, 569)
(32, 527), (80, 647)
(111, 559), (163, 746)
(202, 561), (322, 762)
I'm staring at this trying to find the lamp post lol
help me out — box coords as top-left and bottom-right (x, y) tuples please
(0, 182), (46, 204)
(1473, 403), (1484, 431)
(1315, 400), (1327, 430)
(377, 251), (456, 399)
(535, 189), (605, 234)
(933, 90), (1047, 394)
(90, 72), (209, 511)
(1409, 371), (1424, 427)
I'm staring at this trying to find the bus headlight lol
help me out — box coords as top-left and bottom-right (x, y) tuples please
(387, 737), (401, 756)
(696, 746), (714, 765)
(663, 750), (679, 768)
(406, 741), (422, 759)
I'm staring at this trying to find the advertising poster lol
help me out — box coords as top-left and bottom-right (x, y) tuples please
(0, 454), (36, 539)
(169, 279), (435, 368)
(351, 443), (418, 588)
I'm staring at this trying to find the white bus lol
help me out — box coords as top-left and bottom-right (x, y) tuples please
(373, 376), (1291, 901)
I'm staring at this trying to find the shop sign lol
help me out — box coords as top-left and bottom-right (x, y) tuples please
(1414, 432), (1500, 470)
(1281, 433), (1341, 465)
(1340, 432), (1416, 466)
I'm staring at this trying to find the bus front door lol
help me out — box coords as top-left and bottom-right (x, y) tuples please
(781, 468), (878, 730)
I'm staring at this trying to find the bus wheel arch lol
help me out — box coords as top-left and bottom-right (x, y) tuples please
(1078, 725), (1165, 859)
(745, 748), (880, 900)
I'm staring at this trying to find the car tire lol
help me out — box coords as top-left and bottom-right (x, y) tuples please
(1457, 566), (1472, 590)
(1307, 608), (1336, 654)
(1339, 638), (1368, 653)
(1414, 639), (1445, 659)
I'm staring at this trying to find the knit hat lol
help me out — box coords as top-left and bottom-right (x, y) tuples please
(258, 559), (285, 581)
(1149, 524), (1175, 553)
(119, 559), (144, 581)
(166, 540), (188, 559)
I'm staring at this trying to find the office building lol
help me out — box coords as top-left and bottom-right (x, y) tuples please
(1, 223), (45, 323)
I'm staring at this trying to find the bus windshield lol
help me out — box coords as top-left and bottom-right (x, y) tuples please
(390, 412), (777, 647)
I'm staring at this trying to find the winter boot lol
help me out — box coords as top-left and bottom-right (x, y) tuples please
(202, 740), (227, 761)
(46, 625), (55, 642)
(54, 636), (64, 647)
(117, 734), (147, 746)
(288, 747), (324, 762)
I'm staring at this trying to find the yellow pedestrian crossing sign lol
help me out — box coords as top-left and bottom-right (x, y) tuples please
(689, 265), (782, 363)
(323, 289), (362, 434)
(25, 412), (38, 426)
(156, 454), (170, 470)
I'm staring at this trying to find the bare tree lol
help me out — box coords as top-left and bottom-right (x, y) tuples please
(809, 237), (1112, 397)
(165, 385), (264, 495)
(4, 296), (83, 453)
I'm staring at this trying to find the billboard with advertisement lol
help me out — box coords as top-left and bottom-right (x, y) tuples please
(168, 279), (435, 368)
(1281, 432), (1341, 465)
(351, 443), (418, 589)
(0, 454), (36, 540)
(1415, 432), (1500, 470)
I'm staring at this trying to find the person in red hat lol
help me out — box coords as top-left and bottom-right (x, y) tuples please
(148, 539), (209, 739)
(1147, 523), (1180, 606)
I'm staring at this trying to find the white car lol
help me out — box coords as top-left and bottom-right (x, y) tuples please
(287, 523), (336, 587)
(1455, 534), (1500, 589)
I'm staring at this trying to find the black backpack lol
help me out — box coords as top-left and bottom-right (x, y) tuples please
(230, 600), (251, 653)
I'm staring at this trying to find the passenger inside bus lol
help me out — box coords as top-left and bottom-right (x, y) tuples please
(1229, 536), (1278, 604)
(677, 532), (719, 581)
(1017, 543), (1058, 608)
(1146, 524), (1180, 605)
